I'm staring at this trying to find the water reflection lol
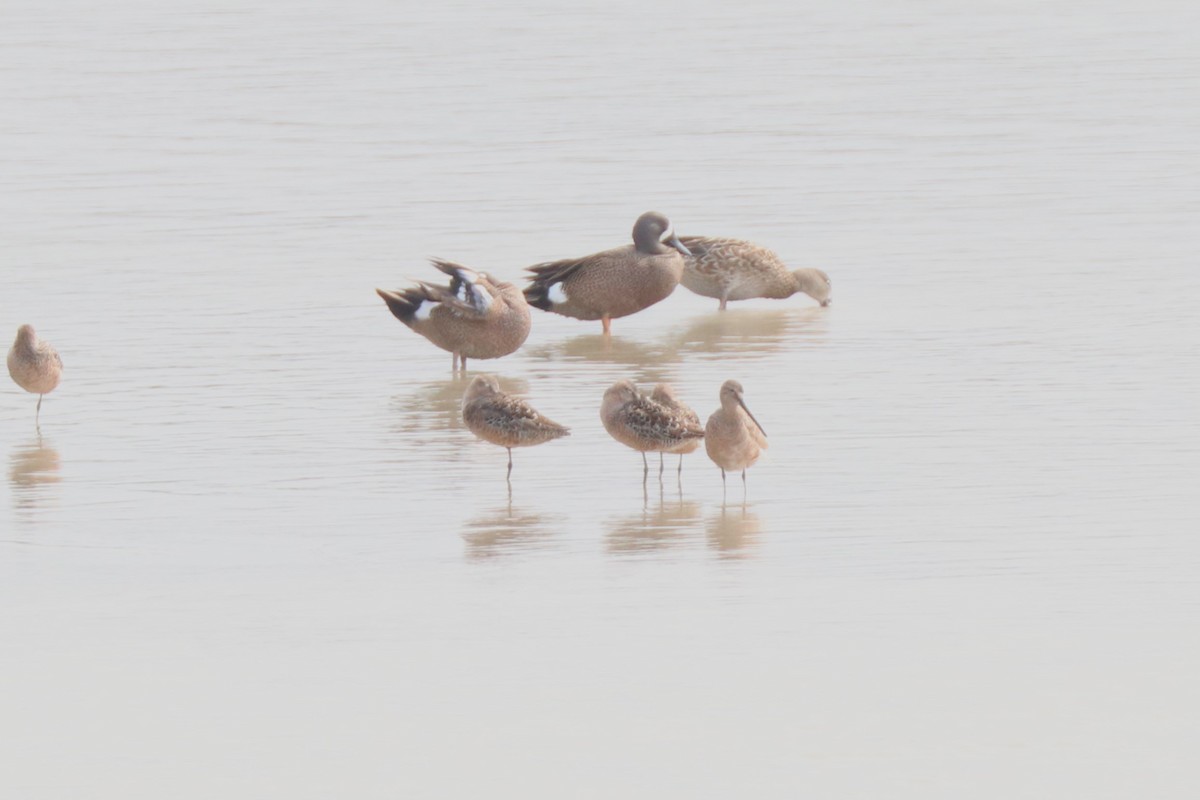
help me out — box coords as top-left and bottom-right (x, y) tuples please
(390, 374), (532, 436)
(461, 496), (560, 561)
(525, 308), (828, 378)
(706, 503), (762, 559)
(9, 435), (62, 519)
(525, 333), (676, 384)
(605, 482), (703, 554)
(388, 375), (474, 435)
(669, 308), (829, 359)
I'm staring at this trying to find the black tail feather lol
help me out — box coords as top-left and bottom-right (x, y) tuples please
(376, 287), (424, 326)
(522, 258), (581, 312)
(523, 281), (552, 311)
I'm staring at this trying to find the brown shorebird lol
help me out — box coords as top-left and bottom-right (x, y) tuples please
(461, 375), (570, 479)
(649, 383), (702, 476)
(704, 380), (768, 495)
(679, 236), (831, 310)
(524, 211), (691, 335)
(7, 324), (62, 425)
(377, 259), (531, 371)
(600, 380), (705, 480)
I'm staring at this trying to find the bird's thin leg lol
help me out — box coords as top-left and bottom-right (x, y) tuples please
(36, 394), (43, 423)
(452, 352), (459, 371)
(658, 452), (664, 478)
(677, 454), (683, 475)
(506, 448), (513, 480)
(462, 356), (468, 372)
(602, 315), (611, 335)
(719, 295), (728, 311)
(641, 451), (648, 482)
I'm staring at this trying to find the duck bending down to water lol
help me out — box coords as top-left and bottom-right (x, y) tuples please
(601, 380), (706, 479)
(524, 211), (691, 335)
(704, 380), (768, 494)
(377, 259), (531, 371)
(7, 324), (62, 425)
(679, 236), (831, 310)
(461, 375), (570, 479)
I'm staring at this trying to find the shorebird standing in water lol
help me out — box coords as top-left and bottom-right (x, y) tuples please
(524, 211), (691, 335)
(7, 324), (62, 425)
(679, 236), (831, 310)
(601, 380), (705, 481)
(461, 375), (570, 480)
(704, 380), (768, 496)
(377, 259), (531, 372)
(649, 383), (702, 477)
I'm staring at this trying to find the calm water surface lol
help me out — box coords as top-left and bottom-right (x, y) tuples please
(2, 3), (1198, 797)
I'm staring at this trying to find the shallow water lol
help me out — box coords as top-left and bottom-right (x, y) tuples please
(2, 3), (1198, 797)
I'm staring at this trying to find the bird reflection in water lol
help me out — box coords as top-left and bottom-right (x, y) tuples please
(669, 307), (828, 360)
(706, 502), (761, 559)
(525, 307), (827, 375)
(461, 495), (560, 561)
(9, 435), (61, 518)
(605, 481), (703, 554)
(525, 333), (675, 377)
(388, 375), (476, 435)
(386, 375), (533, 469)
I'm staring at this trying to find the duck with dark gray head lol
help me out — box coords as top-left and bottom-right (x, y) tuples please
(524, 211), (691, 335)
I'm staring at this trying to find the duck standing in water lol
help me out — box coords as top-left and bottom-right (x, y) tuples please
(524, 211), (691, 335)
(377, 259), (531, 371)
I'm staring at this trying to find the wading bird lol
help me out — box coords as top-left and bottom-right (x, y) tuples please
(461, 375), (570, 479)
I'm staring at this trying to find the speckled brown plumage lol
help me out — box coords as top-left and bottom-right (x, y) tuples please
(679, 236), (831, 310)
(601, 380), (705, 477)
(462, 375), (569, 478)
(377, 259), (531, 371)
(650, 383), (702, 475)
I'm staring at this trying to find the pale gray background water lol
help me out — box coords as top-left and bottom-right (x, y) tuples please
(2, 2), (1198, 797)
